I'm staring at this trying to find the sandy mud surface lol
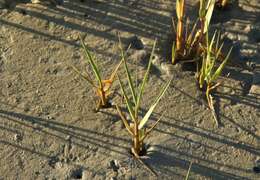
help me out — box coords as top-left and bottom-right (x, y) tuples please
(0, 0), (259, 179)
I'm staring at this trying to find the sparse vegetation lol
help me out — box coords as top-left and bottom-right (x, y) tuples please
(116, 40), (171, 158)
(71, 37), (122, 111)
(172, 0), (215, 64)
(172, 0), (233, 126)
(1, 0), (258, 179)
(198, 31), (232, 126)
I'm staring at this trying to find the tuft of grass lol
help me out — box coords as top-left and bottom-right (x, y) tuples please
(198, 31), (232, 126)
(172, 0), (215, 64)
(71, 36), (122, 111)
(116, 40), (171, 160)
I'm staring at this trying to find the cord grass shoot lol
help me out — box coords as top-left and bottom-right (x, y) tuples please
(71, 36), (122, 111)
(116, 40), (171, 175)
(199, 0), (215, 37)
(172, 0), (215, 64)
(198, 31), (232, 126)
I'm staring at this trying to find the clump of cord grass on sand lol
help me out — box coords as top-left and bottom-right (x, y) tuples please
(116, 40), (171, 176)
(172, 0), (215, 64)
(71, 37), (122, 112)
(198, 31), (232, 127)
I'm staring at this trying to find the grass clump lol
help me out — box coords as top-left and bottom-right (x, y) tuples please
(116, 40), (171, 173)
(71, 37), (122, 111)
(172, 0), (215, 64)
(172, 0), (233, 126)
(198, 31), (232, 126)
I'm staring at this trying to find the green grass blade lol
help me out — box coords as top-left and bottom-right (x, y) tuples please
(209, 31), (217, 53)
(117, 75), (135, 122)
(187, 19), (199, 46)
(215, 31), (221, 51)
(216, 42), (224, 59)
(135, 41), (156, 118)
(211, 47), (233, 82)
(172, 42), (176, 64)
(199, 0), (206, 18)
(204, 0), (215, 33)
(119, 37), (137, 105)
(185, 162), (193, 180)
(199, 50), (207, 88)
(69, 64), (97, 88)
(138, 79), (171, 130)
(80, 37), (103, 89)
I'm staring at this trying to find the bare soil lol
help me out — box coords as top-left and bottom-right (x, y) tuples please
(0, 0), (259, 179)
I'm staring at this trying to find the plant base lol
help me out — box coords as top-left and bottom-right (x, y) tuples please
(94, 100), (113, 112)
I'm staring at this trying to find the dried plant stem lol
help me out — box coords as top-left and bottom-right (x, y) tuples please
(206, 86), (219, 127)
(176, 19), (183, 52)
(176, 0), (185, 53)
(95, 88), (109, 111)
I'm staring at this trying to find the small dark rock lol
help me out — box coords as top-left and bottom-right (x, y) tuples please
(14, 133), (23, 142)
(39, 57), (48, 64)
(126, 36), (144, 50)
(70, 168), (83, 179)
(48, 156), (59, 168)
(65, 135), (71, 141)
(20, 9), (27, 15)
(108, 160), (120, 172)
(0, 0), (15, 9)
(253, 166), (260, 174)
(249, 25), (260, 43)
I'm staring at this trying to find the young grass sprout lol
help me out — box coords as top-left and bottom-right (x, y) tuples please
(199, 31), (232, 126)
(116, 40), (171, 175)
(71, 37), (122, 111)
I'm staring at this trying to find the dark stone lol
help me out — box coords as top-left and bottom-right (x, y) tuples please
(71, 168), (83, 179)
(108, 160), (120, 172)
(253, 166), (260, 174)
(249, 26), (260, 43)
(126, 35), (144, 50)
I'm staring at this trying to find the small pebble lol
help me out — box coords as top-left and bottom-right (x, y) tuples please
(65, 135), (71, 141)
(14, 134), (22, 142)
(151, 54), (161, 66)
(108, 160), (120, 172)
(46, 115), (54, 120)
